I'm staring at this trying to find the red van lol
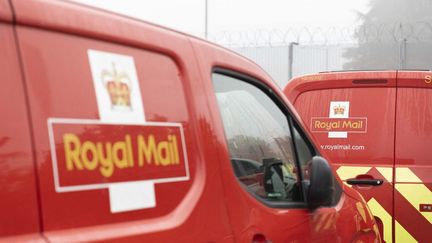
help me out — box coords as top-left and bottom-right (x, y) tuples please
(1, 1), (380, 242)
(284, 71), (432, 243)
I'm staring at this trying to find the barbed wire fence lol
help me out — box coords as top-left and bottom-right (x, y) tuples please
(209, 27), (356, 47)
(209, 22), (432, 46)
(208, 22), (432, 87)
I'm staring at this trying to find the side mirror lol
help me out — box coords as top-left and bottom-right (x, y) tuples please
(306, 156), (334, 209)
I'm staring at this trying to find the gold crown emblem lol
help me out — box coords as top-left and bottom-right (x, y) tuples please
(333, 104), (345, 115)
(101, 63), (132, 109)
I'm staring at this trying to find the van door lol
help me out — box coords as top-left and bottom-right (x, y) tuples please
(292, 73), (397, 243)
(0, 5), (42, 241)
(210, 71), (316, 242)
(394, 71), (432, 242)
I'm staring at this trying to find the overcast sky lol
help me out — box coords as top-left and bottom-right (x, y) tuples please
(70, 0), (369, 38)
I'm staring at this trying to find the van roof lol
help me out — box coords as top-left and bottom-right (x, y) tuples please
(284, 70), (432, 103)
(11, 0), (273, 82)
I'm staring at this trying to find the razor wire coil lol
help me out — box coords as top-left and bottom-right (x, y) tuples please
(208, 22), (432, 47)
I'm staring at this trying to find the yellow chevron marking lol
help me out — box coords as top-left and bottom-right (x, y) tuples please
(356, 201), (367, 223)
(323, 213), (335, 231)
(395, 168), (421, 183)
(395, 220), (417, 243)
(376, 167), (393, 183)
(336, 166), (372, 180)
(395, 184), (432, 224)
(367, 198), (393, 243)
(314, 213), (330, 232)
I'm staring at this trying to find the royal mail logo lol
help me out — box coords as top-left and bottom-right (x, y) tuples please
(333, 104), (346, 115)
(88, 50), (145, 123)
(311, 101), (367, 138)
(311, 118), (367, 132)
(330, 101), (349, 118)
(102, 63), (132, 110)
(48, 118), (189, 192)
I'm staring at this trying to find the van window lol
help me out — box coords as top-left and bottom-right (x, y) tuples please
(212, 73), (302, 202)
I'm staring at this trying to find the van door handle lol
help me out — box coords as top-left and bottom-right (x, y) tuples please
(346, 178), (383, 186)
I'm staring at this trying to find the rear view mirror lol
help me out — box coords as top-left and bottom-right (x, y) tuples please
(262, 158), (301, 201)
(306, 156), (334, 209)
(262, 158), (285, 199)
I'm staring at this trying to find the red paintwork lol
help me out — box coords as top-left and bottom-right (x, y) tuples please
(0, 20), (41, 240)
(0, 0), (12, 22)
(394, 71), (432, 242)
(285, 71), (397, 104)
(0, 0), (380, 242)
(285, 70), (432, 242)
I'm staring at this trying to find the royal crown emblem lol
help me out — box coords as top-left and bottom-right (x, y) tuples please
(101, 63), (132, 110)
(333, 104), (345, 115)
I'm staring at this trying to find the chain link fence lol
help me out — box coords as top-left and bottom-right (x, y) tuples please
(209, 23), (432, 87)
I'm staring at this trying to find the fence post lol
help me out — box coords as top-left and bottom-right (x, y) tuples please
(204, 0), (208, 39)
(399, 38), (407, 69)
(288, 42), (299, 81)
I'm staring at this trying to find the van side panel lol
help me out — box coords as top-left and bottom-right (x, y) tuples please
(15, 23), (232, 242)
(394, 71), (432, 242)
(0, 24), (41, 237)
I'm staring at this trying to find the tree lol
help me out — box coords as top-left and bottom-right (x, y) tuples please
(343, 0), (432, 70)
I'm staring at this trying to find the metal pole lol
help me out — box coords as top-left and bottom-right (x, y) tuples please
(398, 24), (407, 69)
(399, 38), (407, 69)
(325, 46), (329, 71)
(288, 42), (299, 81)
(205, 0), (208, 39)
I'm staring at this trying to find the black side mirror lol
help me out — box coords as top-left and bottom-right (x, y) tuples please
(306, 156), (334, 209)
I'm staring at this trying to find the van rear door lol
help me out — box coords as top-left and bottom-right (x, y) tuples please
(291, 72), (397, 243)
(394, 71), (432, 242)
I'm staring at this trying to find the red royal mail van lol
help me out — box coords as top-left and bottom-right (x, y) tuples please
(284, 70), (432, 243)
(0, 0), (380, 242)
